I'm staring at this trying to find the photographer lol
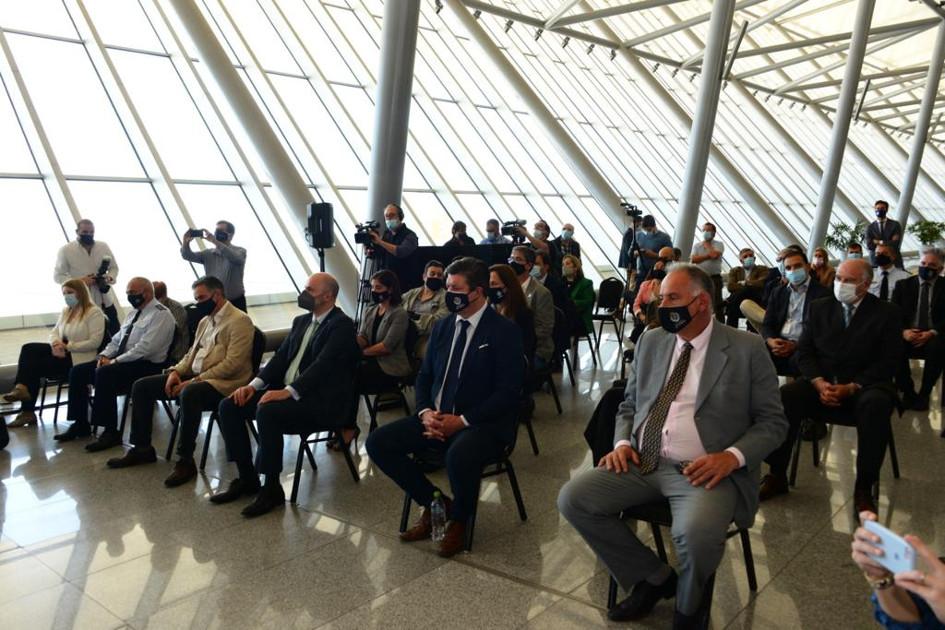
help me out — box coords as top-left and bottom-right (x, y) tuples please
(369, 204), (419, 287)
(481, 219), (512, 245)
(181, 221), (247, 312)
(516, 219), (559, 270)
(54, 219), (120, 335)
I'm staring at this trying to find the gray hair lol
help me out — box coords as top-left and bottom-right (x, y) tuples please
(667, 263), (714, 308)
(843, 258), (873, 284)
(922, 247), (945, 265)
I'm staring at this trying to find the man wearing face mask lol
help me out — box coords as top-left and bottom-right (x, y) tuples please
(55, 218), (121, 335)
(366, 257), (524, 558)
(213, 273), (359, 516)
(56, 277), (176, 450)
(690, 222), (725, 321)
(553, 223), (581, 263)
(443, 220), (475, 247)
(558, 264), (787, 628)
(868, 244), (909, 301)
(636, 215), (673, 281)
(726, 248), (768, 329)
(891, 249), (945, 411)
(865, 200), (903, 269)
(509, 246), (555, 368)
(847, 242), (865, 260)
(517, 219), (560, 270)
(369, 203), (419, 289)
(479, 219), (512, 245)
(106, 276), (254, 486)
(761, 251), (831, 379)
(762, 244), (805, 307)
(181, 221), (248, 312)
(402, 261), (449, 359)
(766, 258), (901, 515)
(153, 281), (190, 364)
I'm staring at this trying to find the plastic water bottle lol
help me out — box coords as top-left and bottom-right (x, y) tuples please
(430, 491), (447, 544)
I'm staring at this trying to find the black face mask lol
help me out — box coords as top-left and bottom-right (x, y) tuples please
(508, 261), (526, 276)
(445, 291), (471, 313)
(127, 293), (146, 309)
(649, 269), (666, 281)
(297, 291), (315, 311)
(425, 277), (443, 291)
(194, 298), (216, 319)
(658, 298), (698, 333)
(78, 234), (94, 246)
(918, 266), (938, 282)
(488, 287), (506, 305)
(214, 230), (230, 242)
(875, 210), (887, 219)
(874, 254), (892, 268)
(371, 291), (389, 304)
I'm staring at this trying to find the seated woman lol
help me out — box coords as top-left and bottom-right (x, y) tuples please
(561, 254), (594, 339)
(488, 264), (536, 368)
(2, 279), (106, 428)
(811, 246), (836, 287)
(852, 511), (945, 628)
(630, 264), (667, 344)
(357, 270), (412, 394)
(401, 260), (448, 359)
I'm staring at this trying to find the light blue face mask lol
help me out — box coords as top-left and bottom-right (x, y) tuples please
(742, 257), (755, 269)
(386, 219), (399, 231)
(64, 293), (79, 308)
(529, 265), (542, 279)
(561, 229), (573, 241)
(785, 268), (808, 285)
(703, 231), (715, 241)
(848, 252), (862, 259)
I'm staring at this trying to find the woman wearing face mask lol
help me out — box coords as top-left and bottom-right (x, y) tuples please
(401, 261), (449, 359)
(488, 264), (537, 368)
(357, 271), (412, 402)
(3, 280), (106, 428)
(811, 246), (836, 287)
(562, 255), (594, 340)
(631, 263), (667, 344)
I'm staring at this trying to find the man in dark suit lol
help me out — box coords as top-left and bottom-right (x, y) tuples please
(212, 273), (359, 517)
(761, 259), (902, 515)
(442, 220), (475, 247)
(865, 200), (903, 268)
(366, 257), (525, 558)
(761, 250), (831, 376)
(891, 248), (945, 411)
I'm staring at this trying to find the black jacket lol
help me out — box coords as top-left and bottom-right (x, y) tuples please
(761, 280), (832, 341)
(891, 275), (945, 334)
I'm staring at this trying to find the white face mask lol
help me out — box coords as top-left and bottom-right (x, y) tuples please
(833, 280), (859, 305)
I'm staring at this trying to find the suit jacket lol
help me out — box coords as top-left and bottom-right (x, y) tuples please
(416, 305), (525, 445)
(172, 302), (254, 395)
(797, 294), (902, 390)
(726, 265), (769, 295)
(615, 324), (788, 528)
(761, 280), (831, 341)
(523, 278), (555, 361)
(259, 308), (360, 417)
(50, 305), (107, 365)
(865, 219), (902, 252)
(359, 304), (412, 377)
(891, 275), (945, 334)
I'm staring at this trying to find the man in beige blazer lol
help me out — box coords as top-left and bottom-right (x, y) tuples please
(106, 275), (255, 487)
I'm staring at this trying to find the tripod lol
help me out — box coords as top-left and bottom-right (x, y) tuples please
(355, 248), (376, 326)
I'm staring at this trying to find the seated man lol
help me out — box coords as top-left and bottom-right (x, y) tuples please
(366, 257), (524, 558)
(761, 259), (901, 514)
(557, 264), (786, 628)
(847, 242), (865, 260)
(509, 246), (554, 369)
(401, 260), (448, 359)
(761, 250), (830, 376)
(762, 244), (805, 306)
(212, 273), (359, 517)
(891, 248), (945, 411)
(534, 249), (573, 356)
(56, 277), (176, 450)
(154, 280), (190, 364)
(868, 244), (909, 301)
(106, 276), (254, 487)
(725, 248), (768, 329)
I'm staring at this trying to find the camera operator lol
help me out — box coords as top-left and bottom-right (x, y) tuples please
(369, 203), (419, 287)
(54, 219), (120, 335)
(481, 219), (512, 245)
(181, 221), (248, 312)
(516, 220), (559, 271)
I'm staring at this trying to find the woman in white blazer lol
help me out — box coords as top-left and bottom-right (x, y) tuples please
(2, 279), (106, 428)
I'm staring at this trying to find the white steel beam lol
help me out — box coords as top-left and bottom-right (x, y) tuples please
(554, 0), (688, 28)
(621, 0), (767, 49)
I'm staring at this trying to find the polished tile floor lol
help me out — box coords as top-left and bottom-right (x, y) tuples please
(0, 339), (943, 629)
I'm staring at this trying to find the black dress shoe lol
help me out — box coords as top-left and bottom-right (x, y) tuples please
(164, 459), (198, 487)
(54, 422), (92, 442)
(911, 394), (930, 412)
(107, 446), (157, 468)
(759, 473), (789, 502)
(241, 484), (286, 518)
(85, 429), (122, 452)
(673, 609), (703, 630)
(210, 477), (261, 504)
(800, 420), (827, 442)
(854, 486), (878, 516)
(608, 569), (678, 622)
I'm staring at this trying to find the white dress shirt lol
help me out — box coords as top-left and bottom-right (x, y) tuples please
(190, 302), (231, 374)
(617, 319), (746, 467)
(54, 240), (119, 308)
(101, 298), (176, 364)
(780, 278), (810, 342)
(868, 266), (910, 298)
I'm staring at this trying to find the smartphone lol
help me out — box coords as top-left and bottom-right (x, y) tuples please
(864, 520), (916, 574)
(187, 228), (203, 238)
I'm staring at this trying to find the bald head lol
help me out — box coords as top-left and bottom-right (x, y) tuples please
(658, 246), (674, 261)
(126, 277), (154, 309)
(836, 258), (872, 303)
(302, 273), (339, 316)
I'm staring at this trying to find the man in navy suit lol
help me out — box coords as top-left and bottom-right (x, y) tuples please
(213, 272), (360, 517)
(366, 257), (525, 557)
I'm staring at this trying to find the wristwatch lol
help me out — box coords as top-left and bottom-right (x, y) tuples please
(866, 572), (895, 590)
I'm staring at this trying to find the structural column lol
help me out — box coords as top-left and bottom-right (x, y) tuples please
(444, 0), (624, 221)
(897, 22), (945, 228)
(673, 0), (735, 258)
(809, 0), (875, 254)
(168, 0), (358, 312)
(366, 0), (421, 226)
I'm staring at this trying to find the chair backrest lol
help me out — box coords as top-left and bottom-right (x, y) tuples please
(251, 327), (267, 374)
(596, 277), (625, 312)
(404, 320), (420, 364)
(552, 306), (569, 356)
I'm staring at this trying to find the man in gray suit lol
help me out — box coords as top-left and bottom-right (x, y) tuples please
(509, 246), (555, 368)
(558, 264), (787, 629)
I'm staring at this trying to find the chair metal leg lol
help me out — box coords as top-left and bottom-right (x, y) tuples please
(546, 375), (562, 415)
(505, 460), (527, 522)
(811, 431), (820, 468)
(399, 493), (412, 533)
(303, 440), (317, 472)
(248, 419), (259, 443)
(595, 320), (604, 354)
(651, 523), (668, 562)
(290, 440), (306, 504)
(341, 439), (360, 483)
(165, 407), (180, 461)
(563, 349), (575, 386)
(118, 396), (130, 437)
(789, 430), (802, 487)
(888, 427), (900, 479)
(522, 416), (539, 455)
(365, 394), (378, 433)
(740, 529), (758, 591)
(607, 576), (618, 609)
(53, 382), (64, 425)
(199, 412), (214, 470)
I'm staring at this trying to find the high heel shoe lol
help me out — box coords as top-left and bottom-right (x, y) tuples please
(327, 426), (361, 451)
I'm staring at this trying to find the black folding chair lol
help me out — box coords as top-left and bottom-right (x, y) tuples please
(37, 375), (68, 425)
(593, 277), (626, 354)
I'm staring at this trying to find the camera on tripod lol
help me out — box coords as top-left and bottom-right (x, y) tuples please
(621, 202), (642, 219)
(354, 220), (380, 246)
(94, 256), (112, 294)
(500, 219), (526, 237)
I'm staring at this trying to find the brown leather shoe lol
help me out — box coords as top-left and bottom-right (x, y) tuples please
(164, 459), (198, 487)
(759, 474), (789, 502)
(854, 485), (878, 517)
(436, 520), (467, 558)
(7, 411), (37, 428)
(1, 384), (30, 404)
(400, 495), (452, 542)
(107, 446), (158, 468)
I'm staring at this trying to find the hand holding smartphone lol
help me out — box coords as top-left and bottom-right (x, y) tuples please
(187, 228), (203, 238)
(865, 520), (917, 574)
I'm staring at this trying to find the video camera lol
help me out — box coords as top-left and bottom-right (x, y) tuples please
(354, 220), (380, 246)
(500, 219), (526, 237)
(621, 202), (642, 219)
(94, 256), (112, 294)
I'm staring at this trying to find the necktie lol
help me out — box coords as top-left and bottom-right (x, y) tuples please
(439, 320), (470, 414)
(116, 309), (142, 356)
(285, 319), (318, 384)
(918, 283), (931, 330)
(879, 271), (889, 301)
(638, 342), (693, 474)
(842, 303), (854, 328)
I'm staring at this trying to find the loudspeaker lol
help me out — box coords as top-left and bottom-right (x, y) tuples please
(306, 202), (334, 249)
